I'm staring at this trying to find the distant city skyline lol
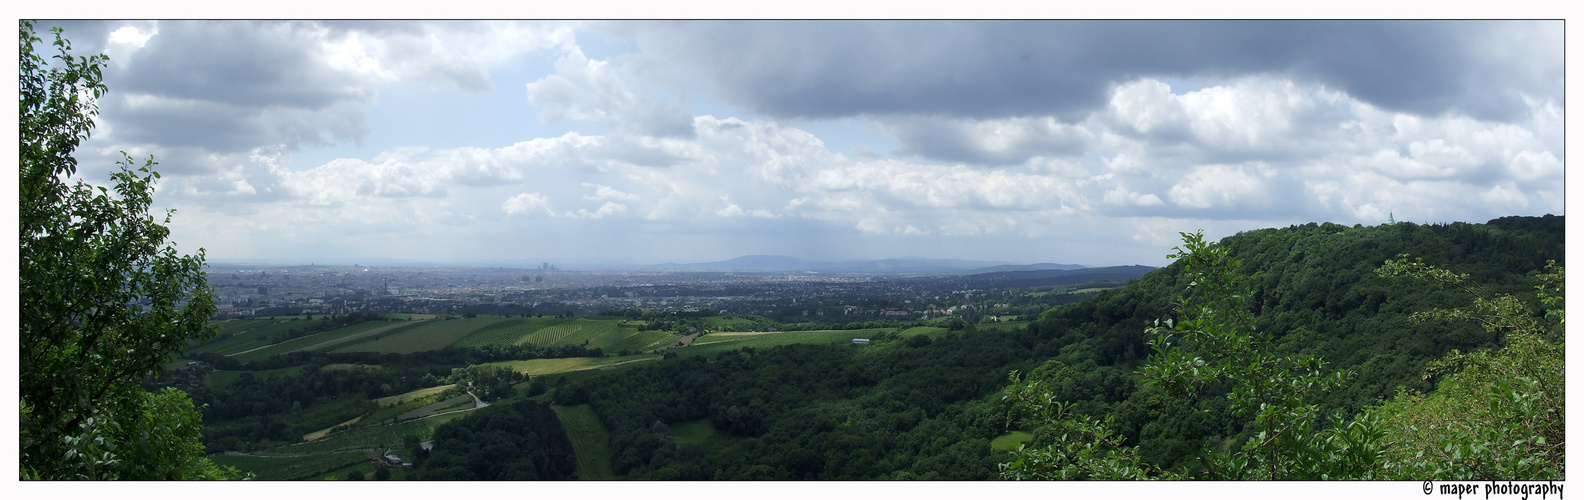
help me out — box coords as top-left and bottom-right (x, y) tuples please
(44, 20), (1564, 267)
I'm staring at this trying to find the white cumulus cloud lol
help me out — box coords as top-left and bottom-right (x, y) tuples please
(502, 192), (552, 216)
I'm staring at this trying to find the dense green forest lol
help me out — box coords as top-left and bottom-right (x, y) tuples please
(460, 215), (1561, 480)
(413, 400), (577, 480)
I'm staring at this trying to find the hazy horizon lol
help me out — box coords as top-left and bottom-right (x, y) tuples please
(203, 253), (1075, 271)
(44, 20), (1563, 268)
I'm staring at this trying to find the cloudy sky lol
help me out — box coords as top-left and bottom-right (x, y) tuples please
(42, 20), (1564, 267)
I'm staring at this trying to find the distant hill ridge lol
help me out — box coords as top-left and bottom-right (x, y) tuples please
(957, 265), (1156, 288)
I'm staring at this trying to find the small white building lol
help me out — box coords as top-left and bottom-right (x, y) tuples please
(852, 338), (870, 345)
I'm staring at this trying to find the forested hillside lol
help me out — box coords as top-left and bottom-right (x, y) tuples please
(526, 216), (1562, 479)
(1023, 215), (1564, 473)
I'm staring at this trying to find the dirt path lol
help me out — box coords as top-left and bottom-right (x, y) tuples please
(303, 415), (363, 442)
(415, 401), (485, 421)
(649, 333), (700, 354)
(226, 341), (280, 357)
(567, 358), (657, 372)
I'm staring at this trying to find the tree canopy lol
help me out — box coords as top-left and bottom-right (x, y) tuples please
(1003, 229), (1564, 480)
(19, 20), (235, 480)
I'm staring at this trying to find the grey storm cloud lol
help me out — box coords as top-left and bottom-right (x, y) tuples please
(83, 21), (499, 157)
(86, 21), (373, 155)
(115, 22), (363, 110)
(619, 20), (1560, 124)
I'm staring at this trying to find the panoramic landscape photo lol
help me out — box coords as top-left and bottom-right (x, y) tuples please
(18, 19), (1565, 482)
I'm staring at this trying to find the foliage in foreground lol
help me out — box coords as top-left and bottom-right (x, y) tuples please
(19, 21), (237, 479)
(1000, 231), (1564, 480)
(1366, 258), (1564, 479)
(999, 371), (1170, 480)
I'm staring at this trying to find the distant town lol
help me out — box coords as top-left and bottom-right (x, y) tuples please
(207, 259), (1155, 325)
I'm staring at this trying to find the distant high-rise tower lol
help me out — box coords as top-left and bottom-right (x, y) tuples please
(1388, 212), (1396, 224)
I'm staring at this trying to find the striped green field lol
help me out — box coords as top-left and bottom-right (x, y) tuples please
(230, 321), (410, 362)
(482, 355), (661, 377)
(395, 394), (475, 421)
(484, 357), (597, 375)
(551, 405), (615, 480)
(595, 329), (681, 353)
(454, 318), (680, 353)
(451, 317), (572, 347)
(189, 318), (322, 356)
(334, 317), (509, 354)
(526, 323), (592, 345)
(681, 329), (882, 357)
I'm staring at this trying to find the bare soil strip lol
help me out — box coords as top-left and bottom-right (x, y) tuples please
(303, 415), (363, 442)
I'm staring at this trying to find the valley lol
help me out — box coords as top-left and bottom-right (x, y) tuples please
(162, 216), (1564, 480)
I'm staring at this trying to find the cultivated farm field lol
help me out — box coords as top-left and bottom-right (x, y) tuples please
(450, 317), (571, 347)
(375, 384), (456, 407)
(334, 317), (510, 354)
(191, 318), (323, 356)
(231, 320), (410, 362)
(395, 394), (476, 421)
(272, 410), (469, 458)
(454, 317), (680, 353)
(681, 329), (881, 357)
(484, 354), (662, 377)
